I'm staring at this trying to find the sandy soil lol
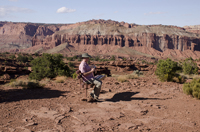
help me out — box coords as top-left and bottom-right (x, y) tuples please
(0, 72), (200, 132)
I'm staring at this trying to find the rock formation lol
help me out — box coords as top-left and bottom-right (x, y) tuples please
(34, 32), (200, 52)
(184, 25), (200, 35)
(0, 22), (65, 52)
(1, 20), (200, 59)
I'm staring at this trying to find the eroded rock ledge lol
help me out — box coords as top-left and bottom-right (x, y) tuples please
(32, 33), (200, 52)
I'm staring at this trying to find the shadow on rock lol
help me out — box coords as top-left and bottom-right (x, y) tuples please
(105, 92), (162, 102)
(0, 88), (69, 103)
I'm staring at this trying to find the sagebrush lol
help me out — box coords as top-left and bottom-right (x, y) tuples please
(155, 58), (181, 82)
(182, 58), (198, 75)
(29, 53), (71, 80)
(183, 78), (200, 99)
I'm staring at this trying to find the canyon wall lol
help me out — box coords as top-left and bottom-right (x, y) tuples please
(0, 22), (63, 52)
(184, 25), (200, 35)
(1, 20), (200, 55)
(33, 33), (200, 52)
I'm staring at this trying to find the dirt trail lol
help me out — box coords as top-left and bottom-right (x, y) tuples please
(0, 74), (200, 132)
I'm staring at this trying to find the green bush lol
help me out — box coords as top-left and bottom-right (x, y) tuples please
(183, 78), (200, 99)
(34, 53), (39, 56)
(155, 58), (180, 82)
(122, 57), (126, 61)
(94, 56), (100, 61)
(9, 55), (16, 59)
(17, 54), (29, 63)
(5, 52), (10, 54)
(141, 60), (147, 64)
(9, 79), (43, 89)
(110, 55), (115, 61)
(172, 75), (186, 84)
(29, 53), (71, 80)
(182, 58), (198, 75)
(72, 55), (78, 60)
(28, 55), (34, 61)
(26, 81), (42, 89)
(72, 72), (78, 79)
(66, 57), (74, 61)
(78, 57), (82, 61)
(68, 62), (74, 68)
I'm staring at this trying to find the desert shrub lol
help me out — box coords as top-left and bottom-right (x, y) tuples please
(9, 79), (43, 89)
(183, 78), (200, 99)
(34, 53), (39, 56)
(29, 53), (71, 80)
(122, 57), (126, 61)
(141, 60), (147, 64)
(66, 57), (74, 61)
(72, 55), (78, 60)
(26, 81), (43, 89)
(78, 57), (82, 61)
(28, 55), (34, 61)
(117, 75), (129, 83)
(154, 60), (158, 65)
(172, 75), (186, 83)
(54, 76), (67, 83)
(133, 70), (143, 76)
(117, 74), (138, 83)
(10, 79), (24, 87)
(110, 55), (115, 61)
(1, 53), (6, 58)
(68, 62), (74, 68)
(9, 55), (16, 59)
(94, 56), (100, 61)
(136, 62), (140, 64)
(87, 59), (91, 64)
(155, 58), (180, 82)
(72, 72), (78, 79)
(182, 58), (198, 75)
(5, 52), (10, 54)
(17, 54), (29, 63)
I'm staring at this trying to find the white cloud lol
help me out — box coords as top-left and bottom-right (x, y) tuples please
(144, 12), (166, 15)
(114, 11), (118, 13)
(0, 6), (33, 17)
(56, 7), (76, 13)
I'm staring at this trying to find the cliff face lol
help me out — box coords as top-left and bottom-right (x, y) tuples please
(32, 22), (200, 52)
(1, 20), (200, 58)
(184, 25), (200, 35)
(34, 33), (200, 52)
(0, 22), (62, 51)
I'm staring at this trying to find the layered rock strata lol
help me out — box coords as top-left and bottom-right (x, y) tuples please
(33, 33), (200, 52)
(1, 20), (200, 55)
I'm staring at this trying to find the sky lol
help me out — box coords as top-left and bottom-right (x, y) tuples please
(0, 0), (200, 27)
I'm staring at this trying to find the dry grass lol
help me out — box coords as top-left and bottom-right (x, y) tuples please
(9, 79), (44, 89)
(117, 74), (138, 83)
(172, 75), (186, 84)
(54, 76), (67, 83)
(179, 73), (200, 79)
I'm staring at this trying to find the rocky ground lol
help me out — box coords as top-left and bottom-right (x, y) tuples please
(0, 71), (200, 132)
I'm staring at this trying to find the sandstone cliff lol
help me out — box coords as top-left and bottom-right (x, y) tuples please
(184, 25), (200, 35)
(0, 22), (65, 52)
(32, 22), (200, 53)
(1, 20), (200, 59)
